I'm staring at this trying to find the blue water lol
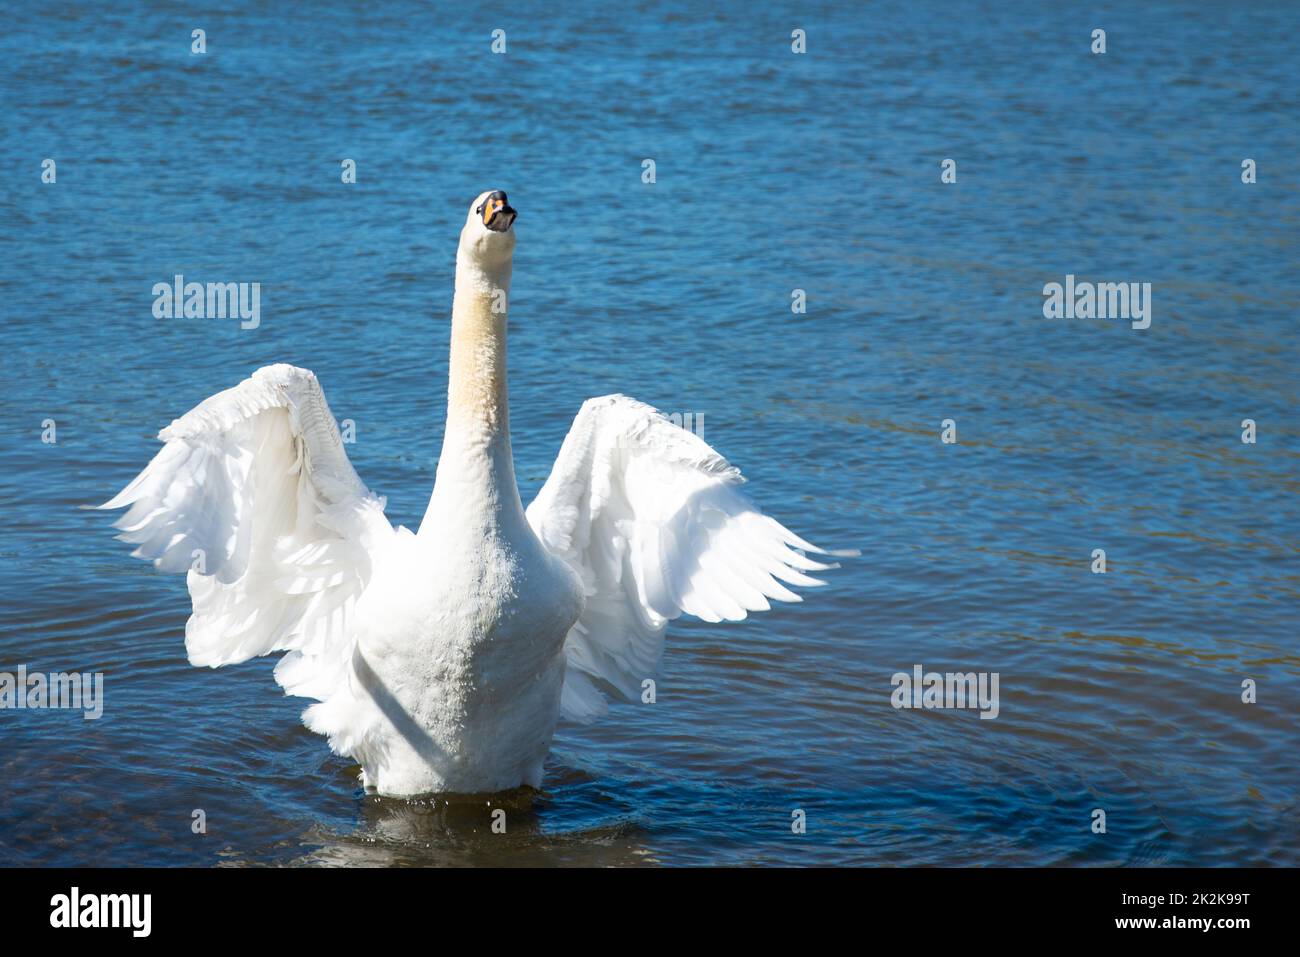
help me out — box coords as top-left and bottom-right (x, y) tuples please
(1, 0), (1297, 866)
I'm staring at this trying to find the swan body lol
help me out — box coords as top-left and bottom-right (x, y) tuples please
(101, 190), (852, 796)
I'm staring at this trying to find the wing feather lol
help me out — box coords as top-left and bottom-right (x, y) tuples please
(527, 394), (855, 722)
(98, 363), (394, 704)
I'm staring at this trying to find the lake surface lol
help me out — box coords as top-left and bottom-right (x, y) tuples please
(1, 0), (1297, 866)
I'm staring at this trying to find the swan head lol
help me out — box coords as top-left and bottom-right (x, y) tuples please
(460, 189), (517, 269)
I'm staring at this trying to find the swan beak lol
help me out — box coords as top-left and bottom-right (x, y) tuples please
(481, 191), (516, 232)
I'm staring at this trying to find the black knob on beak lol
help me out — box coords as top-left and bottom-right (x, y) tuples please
(479, 191), (516, 232)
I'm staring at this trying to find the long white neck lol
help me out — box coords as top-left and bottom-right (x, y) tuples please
(421, 248), (527, 536)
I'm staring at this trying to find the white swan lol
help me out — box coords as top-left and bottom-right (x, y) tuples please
(100, 190), (853, 796)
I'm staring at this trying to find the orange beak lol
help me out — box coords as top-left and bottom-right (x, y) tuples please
(479, 191), (516, 232)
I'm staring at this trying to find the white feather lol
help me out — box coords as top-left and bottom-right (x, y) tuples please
(98, 363), (394, 708)
(527, 394), (855, 722)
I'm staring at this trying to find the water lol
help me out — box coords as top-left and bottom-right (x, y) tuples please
(1, 0), (1297, 867)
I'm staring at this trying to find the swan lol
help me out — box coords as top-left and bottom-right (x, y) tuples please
(99, 189), (854, 797)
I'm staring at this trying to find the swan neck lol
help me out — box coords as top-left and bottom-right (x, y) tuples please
(446, 253), (512, 434)
(424, 250), (526, 536)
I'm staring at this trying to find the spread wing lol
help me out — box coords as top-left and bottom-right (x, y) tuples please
(97, 363), (395, 703)
(526, 394), (855, 722)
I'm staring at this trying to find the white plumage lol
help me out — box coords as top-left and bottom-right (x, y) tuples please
(101, 190), (852, 796)
(528, 394), (848, 723)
